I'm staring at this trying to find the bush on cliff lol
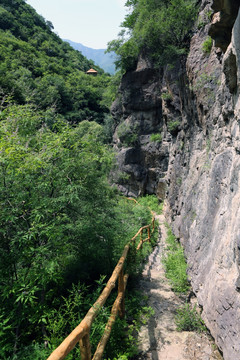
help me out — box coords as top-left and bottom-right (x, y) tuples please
(107, 0), (198, 72)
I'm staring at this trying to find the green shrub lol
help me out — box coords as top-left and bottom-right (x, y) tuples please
(161, 92), (172, 101)
(150, 133), (162, 143)
(163, 227), (190, 293)
(9, 343), (50, 360)
(175, 303), (206, 332)
(168, 120), (180, 134)
(102, 114), (115, 143)
(202, 36), (213, 54)
(106, 291), (154, 359)
(197, 10), (212, 29)
(107, 0), (198, 72)
(137, 194), (163, 214)
(0, 104), (157, 359)
(197, 17), (206, 29)
(117, 122), (138, 147)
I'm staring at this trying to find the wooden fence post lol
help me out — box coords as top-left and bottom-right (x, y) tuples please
(79, 332), (91, 360)
(118, 269), (125, 319)
(46, 204), (157, 360)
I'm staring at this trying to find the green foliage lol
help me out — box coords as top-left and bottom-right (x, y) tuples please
(115, 198), (153, 242)
(150, 133), (162, 143)
(112, 197), (157, 278)
(102, 115), (116, 143)
(9, 343), (50, 360)
(106, 35), (139, 73)
(175, 303), (206, 332)
(101, 71), (122, 108)
(168, 120), (181, 134)
(44, 278), (109, 359)
(107, 0), (198, 72)
(163, 227), (190, 293)
(137, 194), (163, 214)
(176, 177), (182, 186)
(161, 92), (173, 101)
(105, 291), (154, 359)
(117, 122), (139, 147)
(0, 0), (111, 123)
(0, 103), (117, 355)
(0, 107), (157, 359)
(197, 9), (212, 29)
(202, 36), (213, 54)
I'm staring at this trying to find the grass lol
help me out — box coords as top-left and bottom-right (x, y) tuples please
(168, 120), (180, 134)
(163, 225), (207, 334)
(163, 226), (190, 293)
(175, 303), (206, 333)
(150, 133), (162, 143)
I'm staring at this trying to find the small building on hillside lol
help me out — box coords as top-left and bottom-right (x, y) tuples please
(86, 68), (98, 76)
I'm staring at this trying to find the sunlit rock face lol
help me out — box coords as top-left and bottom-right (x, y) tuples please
(111, 0), (240, 358)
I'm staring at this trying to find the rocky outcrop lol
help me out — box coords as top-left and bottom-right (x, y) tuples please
(209, 0), (240, 51)
(111, 63), (166, 197)
(111, 0), (240, 359)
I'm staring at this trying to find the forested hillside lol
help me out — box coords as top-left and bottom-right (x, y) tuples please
(0, 0), (155, 359)
(0, 0), (113, 124)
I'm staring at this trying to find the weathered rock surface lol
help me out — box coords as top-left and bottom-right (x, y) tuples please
(111, 0), (240, 359)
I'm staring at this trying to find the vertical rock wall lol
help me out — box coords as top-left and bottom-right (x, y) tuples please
(111, 0), (240, 358)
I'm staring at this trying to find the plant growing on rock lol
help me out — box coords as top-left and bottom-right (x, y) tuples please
(117, 122), (139, 147)
(163, 226), (190, 293)
(161, 91), (172, 101)
(107, 0), (199, 72)
(150, 133), (162, 143)
(197, 9), (213, 29)
(175, 303), (206, 332)
(167, 120), (181, 135)
(202, 36), (213, 54)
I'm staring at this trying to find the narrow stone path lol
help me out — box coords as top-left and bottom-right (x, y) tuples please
(136, 214), (223, 360)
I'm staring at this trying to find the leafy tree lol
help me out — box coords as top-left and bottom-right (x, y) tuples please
(0, 103), (155, 358)
(0, 103), (115, 355)
(107, 0), (198, 72)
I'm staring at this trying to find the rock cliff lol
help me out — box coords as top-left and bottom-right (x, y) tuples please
(111, 0), (240, 359)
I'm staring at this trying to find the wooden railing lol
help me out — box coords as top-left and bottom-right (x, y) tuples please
(47, 199), (156, 360)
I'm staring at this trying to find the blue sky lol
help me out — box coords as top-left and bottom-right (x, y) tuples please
(26, 0), (128, 49)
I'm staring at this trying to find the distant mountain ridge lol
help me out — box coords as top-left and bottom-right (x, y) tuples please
(64, 39), (116, 74)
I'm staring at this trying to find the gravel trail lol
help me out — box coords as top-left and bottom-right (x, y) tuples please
(136, 214), (223, 360)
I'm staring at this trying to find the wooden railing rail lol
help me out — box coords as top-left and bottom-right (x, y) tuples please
(47, 199), (156, 360)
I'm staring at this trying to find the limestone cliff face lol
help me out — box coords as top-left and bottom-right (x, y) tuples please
(111, 0), (240, 359)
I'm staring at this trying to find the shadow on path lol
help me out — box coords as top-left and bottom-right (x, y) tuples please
(136, 217), (223, 360)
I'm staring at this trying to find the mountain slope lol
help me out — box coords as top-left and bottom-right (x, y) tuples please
(64, 39), (116, 74)
(0, 0), (110, 123)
